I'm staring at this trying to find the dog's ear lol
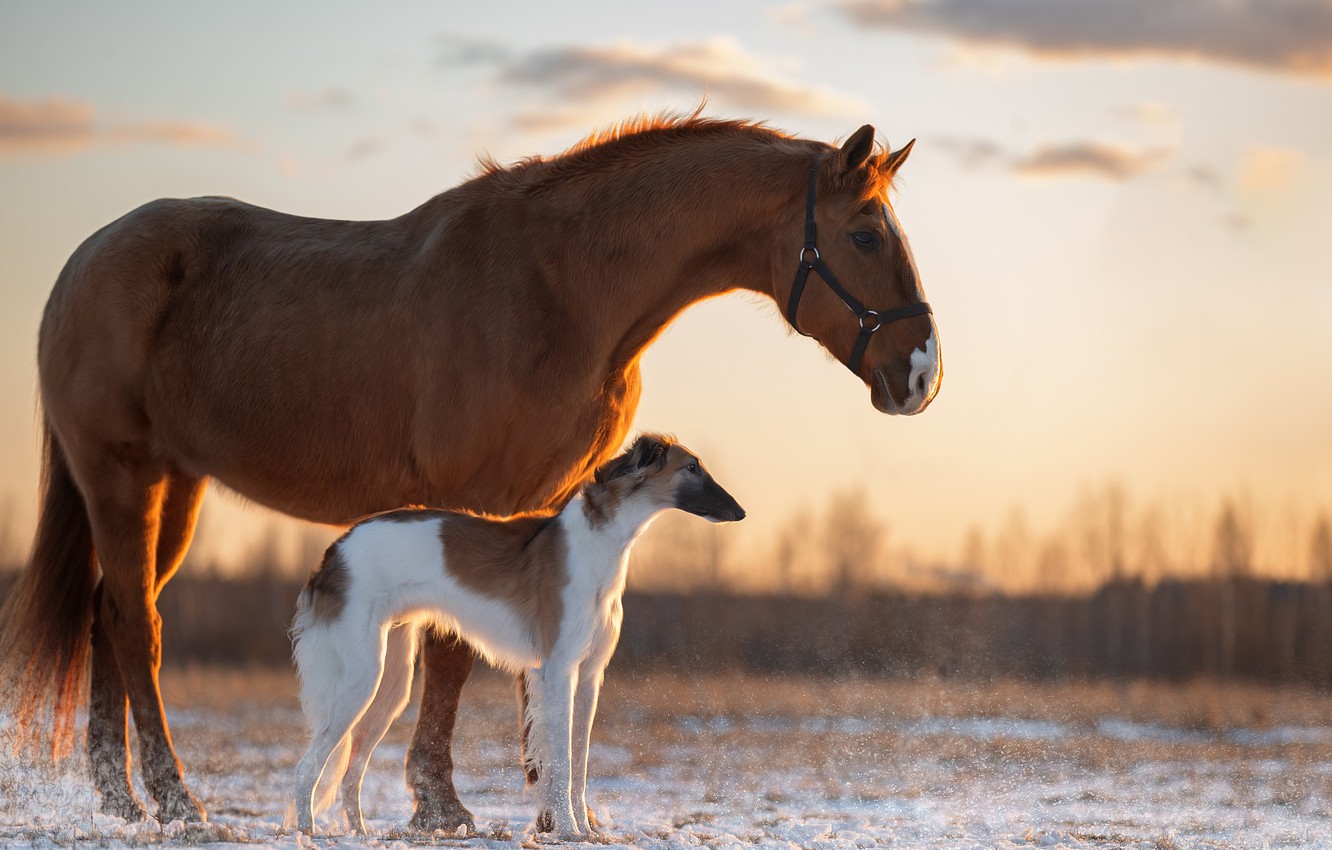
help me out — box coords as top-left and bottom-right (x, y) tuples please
(594, 435), (668, 484)
(629, 435), (668, 471)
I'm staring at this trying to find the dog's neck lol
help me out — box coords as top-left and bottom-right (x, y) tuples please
(561, 492), (664, 583)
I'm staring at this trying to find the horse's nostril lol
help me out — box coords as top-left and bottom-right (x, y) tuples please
(914, 372), (927, 396)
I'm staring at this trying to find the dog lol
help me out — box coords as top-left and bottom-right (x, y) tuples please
(289, 434), (745, 835)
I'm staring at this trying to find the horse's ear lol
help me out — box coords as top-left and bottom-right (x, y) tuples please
(837, 125), (876, 173)
(883, 138), (916, 174)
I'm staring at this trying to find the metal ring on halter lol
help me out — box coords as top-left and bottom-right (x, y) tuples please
(798, 245), (820, 266)
(858, 310), (882, 332)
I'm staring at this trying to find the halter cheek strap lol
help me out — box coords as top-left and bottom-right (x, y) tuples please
(785, 157), (932, 376)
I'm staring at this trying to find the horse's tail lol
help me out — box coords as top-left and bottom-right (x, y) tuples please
(0, 420), (97, 761)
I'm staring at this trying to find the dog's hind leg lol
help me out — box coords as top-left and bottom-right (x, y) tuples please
(339, 624), (418, 834)
(293, 622), (389, 833)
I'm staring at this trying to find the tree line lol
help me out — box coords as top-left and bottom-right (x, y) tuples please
(2, 569), (1325, 685)
(1, 483), (1328, 684)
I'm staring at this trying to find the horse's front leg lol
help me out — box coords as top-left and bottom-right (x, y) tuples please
(405, 633), (476, 833)
(531, 665), (579, 837)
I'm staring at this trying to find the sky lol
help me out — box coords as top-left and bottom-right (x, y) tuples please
(1, 0), (1330, 582)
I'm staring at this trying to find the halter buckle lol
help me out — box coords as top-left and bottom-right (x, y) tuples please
(798, 245), (820, 267)
(858, 310), (882, 332)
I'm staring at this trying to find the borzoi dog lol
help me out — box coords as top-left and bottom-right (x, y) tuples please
(289, 434), (745, 836)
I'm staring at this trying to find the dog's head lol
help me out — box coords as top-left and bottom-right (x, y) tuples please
(591, 434), (746, 524)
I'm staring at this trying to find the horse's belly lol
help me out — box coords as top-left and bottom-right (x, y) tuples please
(147, 305), (639, 521)
(165, 387), (633, 524)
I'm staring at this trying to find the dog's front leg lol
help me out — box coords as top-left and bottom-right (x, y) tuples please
(572, 610), (620, 834)
(571, 666), (605, 834)
(533, 664), (579, 836)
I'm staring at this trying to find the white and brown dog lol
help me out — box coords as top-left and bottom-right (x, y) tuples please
(289, 434), (745, 836)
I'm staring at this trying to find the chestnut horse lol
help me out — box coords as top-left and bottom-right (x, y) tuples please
(0, 115), (940, 827)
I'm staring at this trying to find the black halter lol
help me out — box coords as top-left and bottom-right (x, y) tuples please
(785, 157), (932, 375)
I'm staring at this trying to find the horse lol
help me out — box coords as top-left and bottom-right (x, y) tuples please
(0, 113), (941, 828)
(289, 434), (743, 836)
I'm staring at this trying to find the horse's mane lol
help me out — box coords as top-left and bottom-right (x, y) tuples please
(472, 108), (897, 200)
(474, 109), (797, 187)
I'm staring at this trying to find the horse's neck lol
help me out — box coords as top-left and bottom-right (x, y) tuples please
(470, 145), (802, 368)
(586, 157), (796, 362)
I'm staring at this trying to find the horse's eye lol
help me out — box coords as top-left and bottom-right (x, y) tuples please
(687, 462), (700, 475)
(852, 231), (879, 249)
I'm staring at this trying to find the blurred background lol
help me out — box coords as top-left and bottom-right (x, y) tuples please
(1, 1), (1330, 682)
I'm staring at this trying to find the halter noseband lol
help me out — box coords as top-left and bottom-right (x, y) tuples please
(785, 156), (932, 376)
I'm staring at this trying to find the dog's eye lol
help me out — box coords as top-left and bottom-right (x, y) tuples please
(852, 231), (879, 249)
(687, 462), (700, 475)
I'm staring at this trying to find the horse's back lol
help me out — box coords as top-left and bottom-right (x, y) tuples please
(38, 198), (426, 491)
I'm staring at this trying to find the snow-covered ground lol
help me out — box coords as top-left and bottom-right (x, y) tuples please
(2, 670), (1329, 849)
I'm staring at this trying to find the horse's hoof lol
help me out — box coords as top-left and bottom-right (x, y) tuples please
(586, 805), (599, 829)
(407, 800), (475, 834)
(100, 793), (148, 823)
(155, 789), (207, 824)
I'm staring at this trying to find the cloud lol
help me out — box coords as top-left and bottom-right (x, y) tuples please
(932, 136), (1007, 169)
(934, 135), (1173, 181)
(344, 136), (383, 161)
(0, 95), (94, 155)
(436, 34), (513, 67)
(0, 93), (251, 158)
(287, 88), (354, 110)
(502, 39), (866, 117)
(1013, 143), (1174, 180)
(436, 36), (868, 132)
(1238, 145), (1306, 191)
(1115, 101), (1177, 126)
(837, 0), (1332, 79)
(769, 3), (821, 35)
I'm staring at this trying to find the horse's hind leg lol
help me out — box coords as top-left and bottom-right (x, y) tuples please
(87, 474), (205, 822)
(406, 633), (475, 832)
(80, 459), (205, 823)
(88, 583), (146, 821)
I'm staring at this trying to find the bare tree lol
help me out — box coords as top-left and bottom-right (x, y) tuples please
(1074, 482), (1128, 584)
(630, 512), (718, 592)
(1035, 536), (1070, 593)
(993, 507), (1033, 594)
(773, 507), (816, 594)
(821, 487), (884, 594)
(1212, 499), (1254, 579)
(1310, 514), (1332, 582)
(959, 525), (989, 592)
(1211, 498), (1253, 677)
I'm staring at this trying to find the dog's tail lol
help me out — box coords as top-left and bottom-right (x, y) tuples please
(519, 671), (542, 787)
(290, 549), (354, 817)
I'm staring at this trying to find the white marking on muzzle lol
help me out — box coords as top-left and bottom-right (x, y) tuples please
(903, 332), (939, 415)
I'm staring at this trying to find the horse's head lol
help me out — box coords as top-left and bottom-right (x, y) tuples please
(778, 125), (941, 416)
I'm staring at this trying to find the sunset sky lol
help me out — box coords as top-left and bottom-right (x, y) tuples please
(1, 1), (1330, 581)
